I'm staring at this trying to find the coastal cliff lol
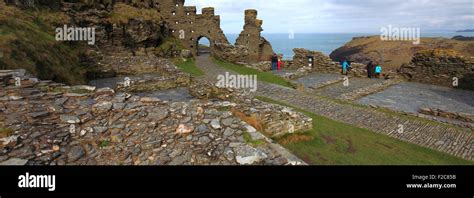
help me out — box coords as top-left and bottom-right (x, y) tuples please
(329, 36), (474, 71)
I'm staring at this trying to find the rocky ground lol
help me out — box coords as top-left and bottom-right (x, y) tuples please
(0, 56), (311, 166)
(1, 52), (473, 165)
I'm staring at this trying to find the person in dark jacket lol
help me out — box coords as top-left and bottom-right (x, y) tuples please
(366, 61), (373, 78)
(271, 53), (278, 70)
(346, 59), (352, 74)
(371, 63), (377, 78)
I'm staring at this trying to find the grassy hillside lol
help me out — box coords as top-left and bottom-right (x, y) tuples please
(108, 3), (162, 24)
(0, 2), (94, 84)
(173, 58), (204, 77)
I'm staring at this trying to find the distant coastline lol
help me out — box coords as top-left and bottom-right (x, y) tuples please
(216, 32), (474, 59)
(456, 29), (474, 32)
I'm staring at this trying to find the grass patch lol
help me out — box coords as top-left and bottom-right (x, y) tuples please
(0, 127), (14, 138)
(70, 88), (92, 94)
(231, 109), (264, 132)
(109, 3), (162, 24)
(276, 133), (314, 145)
(243, 132), (265, 146)
(99, 140), (110, 148)
(212, 58), (295, 88)
(256, 96), (473, 165)
(173, 58), (204, 77)
(216, 106), (230, 112)
(49, 87), (92, 94)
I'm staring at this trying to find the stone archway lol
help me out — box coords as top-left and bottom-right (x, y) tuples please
(196, 36), (211, 56)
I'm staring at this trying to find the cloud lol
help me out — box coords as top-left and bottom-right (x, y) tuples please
(185, 0), (474, 33)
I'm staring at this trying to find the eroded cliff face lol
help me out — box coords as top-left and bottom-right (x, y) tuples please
(0, 1), (177, 84)
(329, 36), (474, 71)
(67, 3), (172, 56)
(399, 49), (474, 90)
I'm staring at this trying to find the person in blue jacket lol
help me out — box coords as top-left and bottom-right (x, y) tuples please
(375, 64), (382, 78)
(341, 59), (349, 75)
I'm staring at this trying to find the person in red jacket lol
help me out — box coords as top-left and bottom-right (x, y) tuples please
(277, 55), (282, 70)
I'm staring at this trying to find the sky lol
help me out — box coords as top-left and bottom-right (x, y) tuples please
(185, 0), (474, 34)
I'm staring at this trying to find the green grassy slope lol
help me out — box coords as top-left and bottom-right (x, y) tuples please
(212, 58), (295, 88)
(257, 96), (473, 165)
(0, 2), (92, 84)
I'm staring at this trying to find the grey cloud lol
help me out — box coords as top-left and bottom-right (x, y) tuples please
(186, 0), (474, 33)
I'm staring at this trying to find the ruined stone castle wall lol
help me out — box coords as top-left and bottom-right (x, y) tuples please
(399, 49), (474, 90)
(5, 0), (274, 62)
(287, 48), (340, 72)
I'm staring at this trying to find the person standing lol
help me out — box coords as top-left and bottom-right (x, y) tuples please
(277, 55), (282, 71)
(375, 64), (382, 78)
(271, 53), (278, 70)
(341, 59), (349, 75)
(366, 61), (373, 78)
(347, 59), (352, 73)
(370, 63), (376, 78)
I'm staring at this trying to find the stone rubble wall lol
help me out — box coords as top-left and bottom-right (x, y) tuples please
(212, 43), (250, 64)
(97, 55), (176, 76)
(419, 107), (474, 124)
(399, 49), (474, 90)
(280, 48), (400, 80)
(230, 98), (313, 138)
(286, 48), (339, 72)
(280, 48), (358, 79)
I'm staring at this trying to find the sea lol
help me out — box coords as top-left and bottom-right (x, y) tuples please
(200, 32), (474, 60)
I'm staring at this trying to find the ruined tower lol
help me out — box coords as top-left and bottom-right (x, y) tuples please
(235, 9), (274, 62)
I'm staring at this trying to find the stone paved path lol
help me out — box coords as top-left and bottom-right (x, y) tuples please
(295, 73), (342, 88)
(295, 73), (474, 115)
(357, 82), (474, 114)
(315, 77), (385, 98)
(296, 73), (386, 98)
(195, 55), (474, 161)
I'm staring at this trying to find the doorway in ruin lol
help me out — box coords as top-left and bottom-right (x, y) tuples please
(197, 36), (211, 56)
